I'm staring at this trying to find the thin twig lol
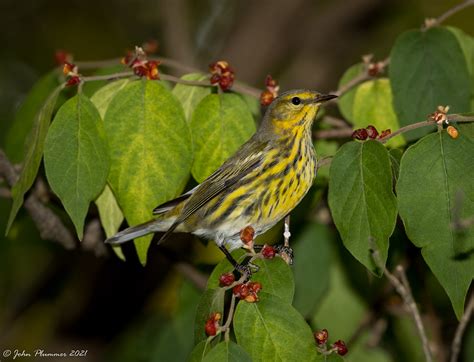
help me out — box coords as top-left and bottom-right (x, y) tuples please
(427, 0), (474, 28)
(378, 113), (474, 144)
(175, 262), (208, 290)
(450, 293), (474, 362)
(371, 247), (433, 362)
(160, 73), (214, 88)
(81, 71), (135, 83)
(331, 57), (389, 99)
(314, 128), (354, 140)
(222, 294), (237, 342)
(322, 116), (351, 129)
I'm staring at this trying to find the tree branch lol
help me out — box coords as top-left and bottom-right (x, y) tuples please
(426, 0), (474, 28)
(450, 293), (474, 362)
(371, 247), (433, 362)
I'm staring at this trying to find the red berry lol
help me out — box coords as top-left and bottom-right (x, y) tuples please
(240, 226), (255, 245)
(204, 312), (221, 336)
(333, 340), (348, 356)
(66, 76), (81, 87)
(205, 319), (217, 336)
(260, 90), (274, 106)
(378, 129), (391, 139)
(233, 283), (250, 299)
(352, 128), (368, 140)
(261, 245), (276, 259)
(366, 125), (379, 139)
(219, 272), (235, 287)
(248, 281), (262, 293)
(313, 329), (328, 345)
(265, 74), (278, 88)
(219, 76), (233, 91)
(210, 73), (220, 85)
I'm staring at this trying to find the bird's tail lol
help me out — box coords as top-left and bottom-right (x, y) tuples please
(105, 219), (169, 245)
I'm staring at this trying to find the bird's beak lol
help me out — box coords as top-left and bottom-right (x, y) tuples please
(314, 94), (338, 103)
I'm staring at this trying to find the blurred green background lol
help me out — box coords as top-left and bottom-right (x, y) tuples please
(1, 0), (474, 361)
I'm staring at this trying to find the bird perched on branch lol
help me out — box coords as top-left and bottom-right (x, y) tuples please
(106, 90), (336, 273)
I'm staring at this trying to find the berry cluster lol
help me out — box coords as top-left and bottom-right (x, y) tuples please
(204, 312), (222, 336)
(62, 62), (81, 87)
(352, 125), (391, 141)
(314, 329), (348, 356)
(121, 47), (160, 80)
(209, 60), (235, 91)
(260, 75), (280, 106)
(233, 281), (262, 303)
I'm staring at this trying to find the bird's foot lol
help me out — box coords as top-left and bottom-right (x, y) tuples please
(275, 245), (294, 265)
(235, 262), (259, 281)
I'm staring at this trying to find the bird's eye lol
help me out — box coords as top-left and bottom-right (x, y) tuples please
(291, 97), (301, 105)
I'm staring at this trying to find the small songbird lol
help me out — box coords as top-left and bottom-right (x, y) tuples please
(106, 90), (336, 271)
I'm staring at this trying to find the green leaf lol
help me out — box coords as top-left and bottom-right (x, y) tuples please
(189, 340), (213, 362)
(312, 263), (367, 341)
(352, 78), (404, 148)
(328, 140), (397, 275)
(389, 27), (471, 140)
(202, 341), (252, 362)
(447, 26), (474, 111)
(6, 85), (62, 235)
(190, 93), (256, 182)
(234, 292), (317, 361)
(337, 62), (365, 122)
(206, 250), (294, 304)
(172, 73), (212, 121)
(194, 288), (225, 344)
(389, 148), (403, 184)
(314, 140), (338, 179)
(293, 223), (332, 317)
(238, 92), (261, 119)
(90, 79), (130, 118)
(90, 80), (129, 260)
(397, 130), (474, 319)
(5, 70), (62, 163)
(104, 80), (192, 265)
(44, 94), (109, 239)
(251, 257), (295, 303)
(95, 185), (123, 239)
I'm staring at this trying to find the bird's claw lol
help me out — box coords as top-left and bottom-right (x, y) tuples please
(235, 262), (259, 281)
(275, 245), (294, 265)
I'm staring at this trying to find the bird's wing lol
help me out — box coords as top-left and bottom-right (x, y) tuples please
(152, 186), (198, 215)
(157, 139), (267, 244)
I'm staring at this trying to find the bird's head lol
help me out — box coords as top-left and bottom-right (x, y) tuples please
(260, 89), (337, 137)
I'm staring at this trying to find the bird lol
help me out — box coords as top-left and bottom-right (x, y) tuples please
(105, 89), (336, 272)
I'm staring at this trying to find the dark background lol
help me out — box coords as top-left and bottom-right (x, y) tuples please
(1, 0), (474, 361)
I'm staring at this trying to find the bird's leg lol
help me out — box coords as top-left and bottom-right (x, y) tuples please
(219, 245), (255, 280)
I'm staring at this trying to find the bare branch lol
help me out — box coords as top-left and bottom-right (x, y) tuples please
(426, 0), (474, 28)
(0, 149), (76, 250)
(371, 247), (433, 362)
(175, 262), (208, 291)
(450, 293), (474, 362)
